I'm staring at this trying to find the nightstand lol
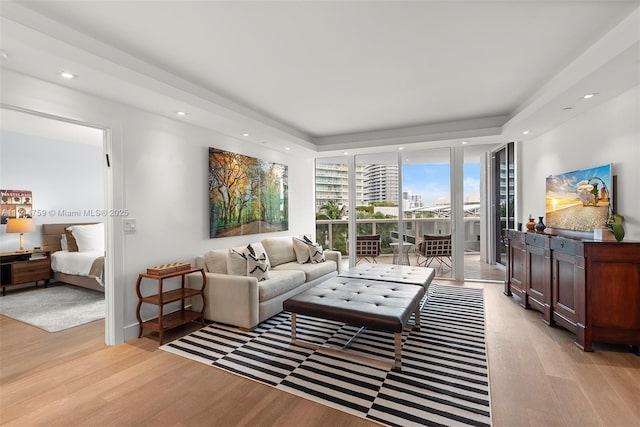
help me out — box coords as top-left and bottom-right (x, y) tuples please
(0, 250), (52, 296)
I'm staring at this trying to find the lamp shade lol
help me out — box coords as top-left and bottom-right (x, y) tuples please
(6, 218), (36, 234)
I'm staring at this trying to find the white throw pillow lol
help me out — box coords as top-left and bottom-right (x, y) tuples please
(292, 237), (311, 264)
(227, 248), (247, 276)
(203, 249), (227, 274)
(69, 223), (104, 252)
(245, 246), (269, 281)
(60, 234), (68, 251)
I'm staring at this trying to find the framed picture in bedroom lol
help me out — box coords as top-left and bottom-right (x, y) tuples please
(545, 164), (613, 232)
(1, 190), (33, 224)
(208, 147), (288, 238)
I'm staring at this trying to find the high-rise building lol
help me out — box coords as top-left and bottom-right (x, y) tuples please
(364, 164), (399, 204)
(314, 162), (365, 208)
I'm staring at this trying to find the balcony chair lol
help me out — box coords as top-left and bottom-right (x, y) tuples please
(415, 234), (452, 270)
(355, 234), (381, 264)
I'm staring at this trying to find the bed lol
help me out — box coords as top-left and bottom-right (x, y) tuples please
(42, 223), (105, 292)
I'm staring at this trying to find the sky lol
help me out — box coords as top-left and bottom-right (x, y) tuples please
(403, 163), (480, 207)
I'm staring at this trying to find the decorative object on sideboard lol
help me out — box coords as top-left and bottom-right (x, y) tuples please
(534, 216), (546, 233)
(606, 213), (625, 242)
(526, 215), (536, 231)
(6, 218), (36, 251)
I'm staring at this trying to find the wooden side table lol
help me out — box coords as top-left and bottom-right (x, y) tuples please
(0, 250), (51, 296)
(135, 267), (206, 344)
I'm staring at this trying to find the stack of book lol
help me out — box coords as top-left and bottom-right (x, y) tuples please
(29, 251), (47, 261)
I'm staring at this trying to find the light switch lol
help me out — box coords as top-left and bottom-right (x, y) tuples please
(123, 218), (136, 233)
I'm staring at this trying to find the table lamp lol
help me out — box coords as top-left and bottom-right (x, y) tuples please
(6, 218), (36, 251)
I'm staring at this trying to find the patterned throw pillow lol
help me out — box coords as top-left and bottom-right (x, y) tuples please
(247, 242), (271, 270)
(302, 235), (325, 263)
(245, 245), (269, 281)
(309, 242), (325, 263)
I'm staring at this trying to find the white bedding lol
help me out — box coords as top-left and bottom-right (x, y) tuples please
(51, 250), (103, 276)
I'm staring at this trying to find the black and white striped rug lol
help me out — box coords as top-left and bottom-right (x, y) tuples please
(161, 284), (491, 426)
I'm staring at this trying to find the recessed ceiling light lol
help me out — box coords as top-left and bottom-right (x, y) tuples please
(284, 146), (290, 151)
(461, 141), (469, 145)
(0, 50), (8, 60)
(522, 130), (530, 135)
(176, 111), (187, 116)
(343, 152), (348, 155)
(583, 93), (598, 99)
(58, 71), (77, 79)
(398, 147), (404, 150)
(241, 133), (249, 137)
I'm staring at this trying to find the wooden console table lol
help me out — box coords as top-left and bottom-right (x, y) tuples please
(506, 230), (640, 353)
(136, 267), (207, 344)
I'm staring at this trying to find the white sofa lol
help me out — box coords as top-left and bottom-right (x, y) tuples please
(187, 236), (341, 330)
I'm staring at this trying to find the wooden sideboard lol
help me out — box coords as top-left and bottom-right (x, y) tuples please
(506, 230), (640, 352)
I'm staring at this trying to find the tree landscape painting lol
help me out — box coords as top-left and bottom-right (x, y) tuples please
(545, 163), (612, 232)
(209, 148), (288, 238)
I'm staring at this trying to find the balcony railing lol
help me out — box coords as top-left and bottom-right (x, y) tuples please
(316, 217), (481, 255)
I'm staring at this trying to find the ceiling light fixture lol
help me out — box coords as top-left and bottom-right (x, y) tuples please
(522, 130), (530, 135)
(58, 71), (77, 79)
(241, 133), (249, 137)
(343, 152), (349, 155)
(461, 141), (469, 145)
(176, 111), (187, 116)
(562, 107), (573, 110)
(0, 50), (8, 60)
(583, 93), (598, 99)
(398, 147), (404, 150)
(284, 147), (290, 151)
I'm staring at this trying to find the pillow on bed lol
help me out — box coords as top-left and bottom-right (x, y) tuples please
(65, 229), (79, 252)
(69, 223), (105, 252)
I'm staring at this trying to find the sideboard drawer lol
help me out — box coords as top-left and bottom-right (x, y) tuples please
(12, 259), (51, 283)
(551, 237), (582, 256)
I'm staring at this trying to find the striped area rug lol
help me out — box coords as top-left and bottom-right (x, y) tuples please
(161, 284), (491, 426)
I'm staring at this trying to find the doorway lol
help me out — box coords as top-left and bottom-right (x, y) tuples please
(0, 106), (112, 341)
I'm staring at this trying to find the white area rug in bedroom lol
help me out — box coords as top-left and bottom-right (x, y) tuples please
(0, 284), (104, 332)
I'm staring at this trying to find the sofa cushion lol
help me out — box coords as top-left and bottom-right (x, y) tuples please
(258, 270), (306, 301)
(273, 260), (337, 282)
(203, 249), (228, 274)
(261, 237), (296, 267)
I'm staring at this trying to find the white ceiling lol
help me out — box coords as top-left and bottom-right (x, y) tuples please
(1, 1), (639, 155)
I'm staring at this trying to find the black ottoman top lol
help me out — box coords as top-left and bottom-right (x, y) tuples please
(283, 277), (425, 333)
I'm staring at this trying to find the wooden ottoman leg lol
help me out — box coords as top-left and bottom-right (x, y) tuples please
(393, 332), (402, 371)
(414, 305), (421, 331)
(291, 313), (297, 341)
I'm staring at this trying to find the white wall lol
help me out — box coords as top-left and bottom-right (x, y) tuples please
(0, 130), (104, 252)
(1, 70), (316, 343)
(520, 85), (640, 241)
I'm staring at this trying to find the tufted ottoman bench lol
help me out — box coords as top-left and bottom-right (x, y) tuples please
(283, 277), (425, 371)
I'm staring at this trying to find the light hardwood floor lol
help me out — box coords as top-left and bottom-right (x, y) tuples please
(1, 282), (638, 426)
